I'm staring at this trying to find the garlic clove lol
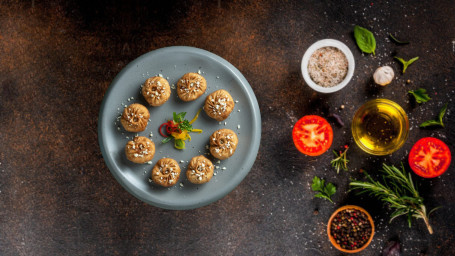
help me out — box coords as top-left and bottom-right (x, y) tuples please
(373, 66), (395, 86)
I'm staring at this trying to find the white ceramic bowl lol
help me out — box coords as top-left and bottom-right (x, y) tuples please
(301, 39), (355, 93)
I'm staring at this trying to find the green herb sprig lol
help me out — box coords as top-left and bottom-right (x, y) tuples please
(389, 33), (409, 44)
(311, 176), (336, 203)
(331, 146), (349, 174)
(159, 110), (203, 149)
(409, 88), (431, 103)
(420, 103), (447, 128)
(354, 25), (376, 55)
(350, 163), (439, 234)
(394, 56), (419, 73)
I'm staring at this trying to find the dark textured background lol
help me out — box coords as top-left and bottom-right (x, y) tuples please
(1, 0), (454, 255)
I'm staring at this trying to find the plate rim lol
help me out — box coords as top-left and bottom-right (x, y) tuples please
(98, 46), (261, 210)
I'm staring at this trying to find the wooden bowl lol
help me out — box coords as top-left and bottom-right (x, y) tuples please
(327, 205), (375, 253)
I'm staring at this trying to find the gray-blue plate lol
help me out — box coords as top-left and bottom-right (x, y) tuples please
(98, 46), (261, 210)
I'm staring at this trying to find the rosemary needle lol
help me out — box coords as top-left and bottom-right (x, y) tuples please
(331, 146), (349, 174)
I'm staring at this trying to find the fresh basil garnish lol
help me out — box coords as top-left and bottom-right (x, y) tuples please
(354, 25), (376, 55)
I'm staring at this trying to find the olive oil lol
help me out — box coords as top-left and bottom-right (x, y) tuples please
(352, 99), (409, 155)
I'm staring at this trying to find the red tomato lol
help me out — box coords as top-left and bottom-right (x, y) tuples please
(293, 115), (333, 156)
(408, 137), (451, 178)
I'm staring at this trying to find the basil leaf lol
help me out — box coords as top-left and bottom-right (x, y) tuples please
(354, 25), (376, 55)
(173, 112), (178, 122)
(438, 103), (448, 127)
(419, 120), (442, 128)
(409, 88), (431, 103)
(389, 33), (409, 44)
(394, 56), (419, 73)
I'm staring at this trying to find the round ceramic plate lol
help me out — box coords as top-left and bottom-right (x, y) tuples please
(98, 46), (261, 210)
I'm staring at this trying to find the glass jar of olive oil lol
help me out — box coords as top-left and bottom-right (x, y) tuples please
(352, 99), (409, 155)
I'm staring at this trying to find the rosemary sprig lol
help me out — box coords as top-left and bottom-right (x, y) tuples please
(331, 146), (349, 174)
(350, 163), (439, 234)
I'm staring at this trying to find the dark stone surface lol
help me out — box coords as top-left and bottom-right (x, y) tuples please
(0, 0), (454, 255)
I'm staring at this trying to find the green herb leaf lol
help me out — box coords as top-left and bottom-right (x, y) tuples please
(161, 137), (172, 144)
(438, 103), (448, 125)
(409, 88), (431, 103)
(389, 33), (409, 44)
(311, 176), (336, 203)
(173, 112), (186, 123)
(394, 56), (419, 74)
(324, 183), (336, 197)
(419, 103), (447, 128)
(179, 120), (193, 131)
(311, 176), (324, 191)
(354, 25), (376, 55)
(420, 120), (442, 128)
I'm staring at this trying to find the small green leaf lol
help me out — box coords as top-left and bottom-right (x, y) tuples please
(161, 137), (172, 144)
(394, 56), (419, 73)
(173, 112), (186, 123)
(354, 25), (376, 55)
(409, 88), (431, 103)
(389, 33), (409, 44)
(420, 120), (442, 128)
(419, 104), (448, 128)
(173, 112), (178, 122)
(438, 103), (448, 126)
(325, 183), (337, 197)
(311, 176), (323, 191)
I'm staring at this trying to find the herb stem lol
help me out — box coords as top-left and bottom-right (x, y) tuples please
(419, 206), (433, 234)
